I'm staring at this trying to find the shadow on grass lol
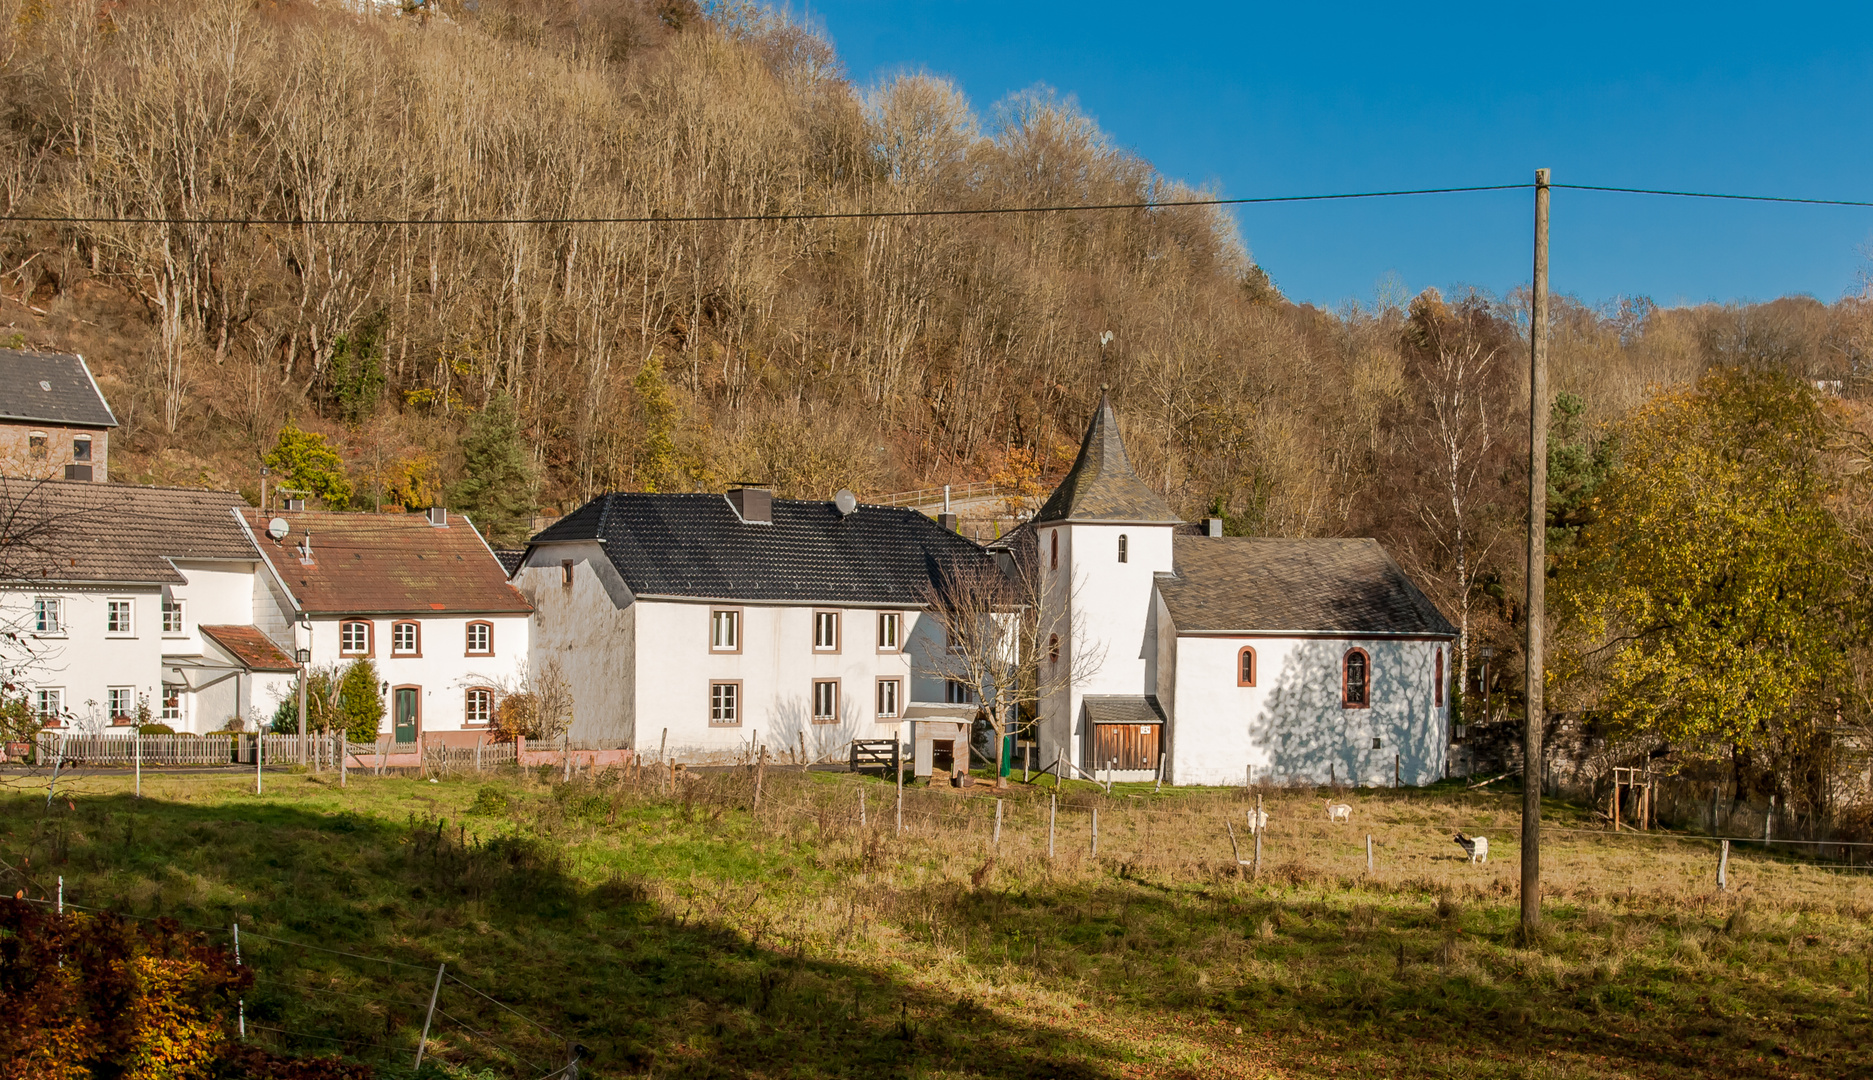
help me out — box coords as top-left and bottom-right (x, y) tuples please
(0, 788), (1127, 1079)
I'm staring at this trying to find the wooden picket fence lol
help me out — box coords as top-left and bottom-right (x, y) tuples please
(34, 732), (242, 767)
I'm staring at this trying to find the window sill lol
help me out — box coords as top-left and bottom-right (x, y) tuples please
(464, 651), (494, 658)
(707, 722), (742, 728)
(391, 652), (422, 660)
(811, 717), (839, 725)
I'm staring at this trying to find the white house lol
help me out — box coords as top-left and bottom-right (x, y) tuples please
(1032, 394), (1457, 786)
(238, 508), (533, 743)
(512, 487), (996, 765)
(0, 479), (296, 732)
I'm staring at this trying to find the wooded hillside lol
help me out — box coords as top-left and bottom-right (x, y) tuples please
(7, 0), (1873, 810)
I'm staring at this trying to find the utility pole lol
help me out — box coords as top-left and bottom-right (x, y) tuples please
(1521, 167), (1551, 934)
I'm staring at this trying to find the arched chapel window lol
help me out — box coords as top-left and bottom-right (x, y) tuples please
(1237, 645), (1256, 687)
(1050, 531), (1058, 570)
(1118, 534), (1129, 563)
(1343, 648), (1370, 709)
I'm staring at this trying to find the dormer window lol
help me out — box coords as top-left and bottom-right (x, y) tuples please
(1118, 534), (1128, 563)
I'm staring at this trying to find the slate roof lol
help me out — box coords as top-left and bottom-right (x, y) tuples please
(0, 350), (117, 428)
(0, 479), (253, 585)
(1033, 392), (1179, 525)
(527, 492), (1001, 605)
(1157, 537), (1456, 637)
(200, 625), (298, 672)
(242, 509), (531, 616)
(494, 549), (526, 576)
(1081, 695), (1167, 726)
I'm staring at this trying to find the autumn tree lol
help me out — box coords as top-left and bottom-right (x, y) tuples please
(1554, 368), (1866, 812)
(263, 424), (352, 509)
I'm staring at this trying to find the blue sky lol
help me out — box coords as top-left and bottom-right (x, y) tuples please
(804, 2), (1873, 309)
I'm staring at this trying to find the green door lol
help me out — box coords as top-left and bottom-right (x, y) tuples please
(394, 688), (419, 743)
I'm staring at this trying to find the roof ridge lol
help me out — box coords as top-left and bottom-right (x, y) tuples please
(13, 478), (246, 499)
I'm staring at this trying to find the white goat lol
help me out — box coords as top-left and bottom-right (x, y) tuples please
(1454, 832), (1488, 864)
(1326, 802), (1352, 824)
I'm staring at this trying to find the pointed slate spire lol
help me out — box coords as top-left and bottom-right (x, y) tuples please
(1032, 389), (1180, 525)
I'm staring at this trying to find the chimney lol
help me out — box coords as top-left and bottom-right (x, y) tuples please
(938, 512), (959, 532)
(427, 506), (448, 527)
(1206, 517), (1224, 537)
(727, 486), (773, 525)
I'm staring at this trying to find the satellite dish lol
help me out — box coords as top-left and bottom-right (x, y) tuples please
(266, 517), (290, 540)
(834, 489), (858, 516)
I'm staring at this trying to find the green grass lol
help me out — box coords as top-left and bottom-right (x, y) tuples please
(6, 766), (1873, 1079)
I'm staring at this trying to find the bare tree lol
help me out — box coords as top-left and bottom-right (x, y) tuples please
(919, 531), (1102, 786)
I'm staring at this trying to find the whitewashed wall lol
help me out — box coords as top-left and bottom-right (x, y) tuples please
(515, 541), (635, 744)
(634, 600), (932, 763)
(3, 585), (164, 729)
(1036, 521), (1176, 770)
(1165, 631), (1450, 787)
(291, 612), (529, 736)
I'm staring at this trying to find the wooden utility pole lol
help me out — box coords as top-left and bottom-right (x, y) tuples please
(1521, 167), (1551, 934)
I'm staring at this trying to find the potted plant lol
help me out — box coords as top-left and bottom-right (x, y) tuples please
(0, 685), (37, 762)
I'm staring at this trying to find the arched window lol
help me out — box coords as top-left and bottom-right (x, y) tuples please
(1237, 645), (1256, 687)
(1049, 530), (1058, 570)
(1047, 634), (1060, 664)
(1342, 648), (1370, 709)
(1118, 534), (1129, 563)
(1434, 647), (1444, 707)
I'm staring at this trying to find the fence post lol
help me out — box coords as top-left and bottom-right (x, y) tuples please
(859, 788), (867, 830)
(1764, 794), (1775, 844)
(475, 736), (483, 774)
(895, 748), (904, 834)
(232, 923), (245, 1040)
(1091, 808), (1099, 857)
(1367, 834), (1374, 874)
(255, 729), (263, 795)
(1252, 794), (1263, 876)
(800, 730), (808, 773)
(753, 746), (766, 811)
(1048, 794), (1056, 859)
(414, 962), (445, 1068)
(134, 733), (141, 799)
(994, 799), (1002, 848)
(45, 732), (65, 809)
(1395, 753), (1400, 788)
(339, 731), (347, 788)
(563, 733), (572, 782)
(1717, 839), (1729, 891)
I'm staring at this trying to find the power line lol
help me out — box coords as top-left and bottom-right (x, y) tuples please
(0, 184), (1529, 227)
(1553, 183), (1873, 208)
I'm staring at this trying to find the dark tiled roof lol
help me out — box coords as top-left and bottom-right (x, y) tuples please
(529, 492), (1001, 605)
(1033, 393), (1178, 525)
(1081, 695), (1167, 726)
(494, 549), (526, 576)
(0, 350), (117, 427)
(0, 478), (252, 584)
(1157, 537), (1456, 637)
(200, 625), (297, 672)
(242, 509), (532, 615)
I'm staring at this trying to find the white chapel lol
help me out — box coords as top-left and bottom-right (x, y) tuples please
(1031, 394), (1457, 787)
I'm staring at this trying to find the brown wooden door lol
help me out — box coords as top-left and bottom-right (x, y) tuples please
(1092, 724), (1159, 771)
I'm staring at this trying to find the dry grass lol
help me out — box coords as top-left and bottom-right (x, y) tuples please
(6, 765), (1873, 1078)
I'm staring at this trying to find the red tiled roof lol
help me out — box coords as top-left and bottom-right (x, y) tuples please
(241, 509), (531, 616)
(200, 624), (298, 672)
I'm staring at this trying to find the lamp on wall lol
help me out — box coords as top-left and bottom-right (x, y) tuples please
(295, 647), (310, 666)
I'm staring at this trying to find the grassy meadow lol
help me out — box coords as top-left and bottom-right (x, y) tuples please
(3, 763), (1871, 1079)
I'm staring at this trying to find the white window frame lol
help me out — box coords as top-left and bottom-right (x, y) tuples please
(340, 620), (371, 656)
(876, 612), (901, 653)
(391, 620), (420, 656)
(710, 609), (741, 653)
(465, 687), (494, 726)
(161, 598), (186, 635)
(812, 679), (840, 724)
(35, 688), (63, 722)
(876, 677), (901, 720)
(465, 621), (493, 656)
(161, 685), (182, 723)
(709, 681), (741, 726)
(813, 610), (840, 652)
(108, 687), (134, 722)
(106, 598), (134, 637)
(33, 597), (62, 635)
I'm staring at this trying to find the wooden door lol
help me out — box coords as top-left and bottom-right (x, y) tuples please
(1092, 724), (1159, 771)
(394, 688), (419, 743)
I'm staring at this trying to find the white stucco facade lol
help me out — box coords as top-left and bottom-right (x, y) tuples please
(1155, 601), (1451, 786)
(1036, 521), (1177, 772)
